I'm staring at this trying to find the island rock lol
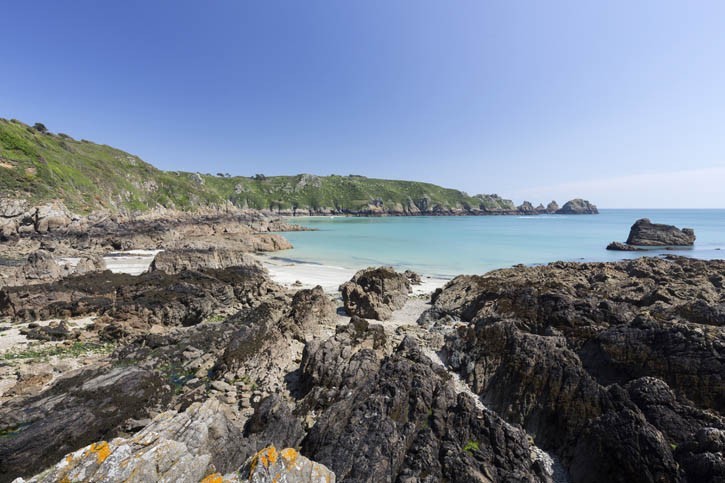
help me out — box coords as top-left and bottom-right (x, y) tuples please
(556, 198), (599, 214)
(626, 218), (696, 246)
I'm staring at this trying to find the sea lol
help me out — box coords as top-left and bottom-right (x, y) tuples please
(274, 209), (725, 279)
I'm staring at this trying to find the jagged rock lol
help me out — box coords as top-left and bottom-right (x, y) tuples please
(606, 241), (645, 251)
(73, 254), (107, 275)
(149, 248), (262, 274)
(13, 399), (245, 483)
(0, 266), (280, 333)
(546, 200), (559, 213)
(426, 257), (725, 482)
(555, 198), (599, 214)
(287, 286), (336, 336)
(0, 366), (172, 482)
(625, 218), (696, 246)
(301, 335), (552, 482)
(241, 446), (336, 483)
(403, 269), (422, 285)
(19, 250), (63, 282)
(517, 201), (536, 213)
(339, 266), (411, 320)
(20, 320), (79, 341)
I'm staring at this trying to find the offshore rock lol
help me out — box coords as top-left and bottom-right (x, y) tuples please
(339, 266), (411, 320)
(606, 241), (645, 251)
(625, 218), (696, 246)
(555, 199), (599, 214)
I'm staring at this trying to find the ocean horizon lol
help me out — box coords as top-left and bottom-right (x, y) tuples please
(276, 209), (725, 278)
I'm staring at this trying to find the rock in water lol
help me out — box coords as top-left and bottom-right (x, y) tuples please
(625, 218), (696, 246)
(339, 266), (411, 320)
(606, 241), (645, 251)
(555, 199), (599, 214)
(148, 248), (262, 274)
(242, 446), (336, 483)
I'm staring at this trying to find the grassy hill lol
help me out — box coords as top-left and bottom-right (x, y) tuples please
(0, 118), (517, 215)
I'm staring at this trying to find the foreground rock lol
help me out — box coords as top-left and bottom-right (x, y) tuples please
(555, 198), (599, 214)
(299, 323), (553, 482)
(339, 266), (411, 320)
(13, 399), (334, 483)
(626, 218), (696, 246)
(424, 256), (725, 482)
(148, 248), (262, 274)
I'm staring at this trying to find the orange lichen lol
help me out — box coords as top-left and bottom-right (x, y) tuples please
(280, 448), (299, 466)
(249, 446), (279, 475)
(86, 441), (111, 464)
(200, 473), (224, 483)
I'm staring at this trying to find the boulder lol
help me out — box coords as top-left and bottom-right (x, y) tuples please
(625, 218), (696, 246)
(73, 254), (107, 275)
(606, 241), (645, 251)
(556, 198), (599, 214)
(148, 248), (262, 274)
(242, 446), (336, 483)
(339, 266), (411, 320)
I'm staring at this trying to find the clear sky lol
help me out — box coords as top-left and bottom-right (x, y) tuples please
(3, 1), (724, 207)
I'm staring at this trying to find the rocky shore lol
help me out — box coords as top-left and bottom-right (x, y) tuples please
(0, 205), (722, 483)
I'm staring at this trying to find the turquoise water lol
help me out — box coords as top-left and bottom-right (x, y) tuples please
(276, 210), (725, 278)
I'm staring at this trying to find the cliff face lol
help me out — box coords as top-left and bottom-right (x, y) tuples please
(0, 119), (595, 218)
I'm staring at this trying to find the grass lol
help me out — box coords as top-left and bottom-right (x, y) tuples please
(0, 118), (518, 215)
(2, 341), (114, 361)
(463, 440), (480, 453)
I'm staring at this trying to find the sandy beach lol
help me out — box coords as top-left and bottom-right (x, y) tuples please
(257, 254), (449, 295)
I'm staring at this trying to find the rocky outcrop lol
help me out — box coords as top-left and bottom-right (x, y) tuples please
(299, 324), (553, 482)
(339, 266), (411, 320)
(0, 265), (281, 333)
(555, 198), (599, 214)
(424, 256), (725, 482)
(546, 200), (560, 213)
(73, 254), (107, 275)
(626, 218), (696, 246)
(606, 241), (644, 251)
(242, 446), (336, 483)
(0, 366), (172, 482)
(148, 248), (262, 274)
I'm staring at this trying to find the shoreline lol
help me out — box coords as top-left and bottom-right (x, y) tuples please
(255, 253), (449, 295)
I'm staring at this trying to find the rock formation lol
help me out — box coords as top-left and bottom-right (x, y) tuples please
(555, 198), (599, 214)
(148, 248), (262, 274)
(626, 218), (696, 246)
(339, 266), (411, 320)
(422, 256), (725, 482)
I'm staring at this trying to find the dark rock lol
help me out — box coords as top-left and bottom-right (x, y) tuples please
(301, 335), (550, 482)
(339, 266), (411, 320)
(606, 241), (645, 251)
(20, 320), (79, 341)
(546, 200), (560, 213)
(625, 218), (696, 246)
(0, 366), (172, 482)
(428, 256), (725, 482)
(556, 199), (599, 214)
(403, 269), (422, 285)
(148, 248), (262, 274)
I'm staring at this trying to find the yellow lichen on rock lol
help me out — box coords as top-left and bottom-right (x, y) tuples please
(249, 445), (279, 475)
(86, 441), (111, 464)
(200, 472), (224, 483)
(279, 448), (299, 466)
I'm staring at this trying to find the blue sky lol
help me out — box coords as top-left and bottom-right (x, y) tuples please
(3, 1), (724, 207)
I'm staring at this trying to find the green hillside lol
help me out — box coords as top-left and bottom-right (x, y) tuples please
(0, 118), (517, 215)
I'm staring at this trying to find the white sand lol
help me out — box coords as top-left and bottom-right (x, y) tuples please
(103, 250), (161, 275)
(257, 254), (449, 295)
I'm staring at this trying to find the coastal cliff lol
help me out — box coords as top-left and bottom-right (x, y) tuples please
(0, 118), (595, 219)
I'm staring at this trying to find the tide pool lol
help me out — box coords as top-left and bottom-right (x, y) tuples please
(275, 210), (725, 278)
